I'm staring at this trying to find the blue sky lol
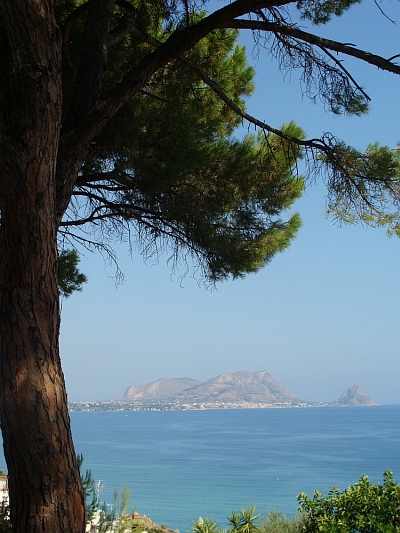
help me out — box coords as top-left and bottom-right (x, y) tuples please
(60, 1), (400, 405)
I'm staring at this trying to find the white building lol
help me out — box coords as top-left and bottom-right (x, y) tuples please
(0, 476), (8, 505)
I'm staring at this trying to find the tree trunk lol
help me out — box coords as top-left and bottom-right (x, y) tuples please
(0, 203), (86, 533)
(0, 1), (85, 531)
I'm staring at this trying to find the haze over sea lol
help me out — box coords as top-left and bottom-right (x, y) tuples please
(2, 406), (399, 531)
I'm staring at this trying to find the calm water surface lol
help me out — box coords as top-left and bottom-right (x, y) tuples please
(65, 405), (400, 531)
(0, 406), (398, 530)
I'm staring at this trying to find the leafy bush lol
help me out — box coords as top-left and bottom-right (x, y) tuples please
(298, 470), (400, 533)
(260, 510), (308, 533)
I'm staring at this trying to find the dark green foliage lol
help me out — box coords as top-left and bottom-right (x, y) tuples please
(4, 0), (399, 285)
(65, 12), (305, 281)
(297, 0), (362, 25)
(55, 0), (399, 277)
(32, 1), (399, 282)
(298, 470), (400, 532)
(58, 250), (87, 297)
(228, 506), (262, 533)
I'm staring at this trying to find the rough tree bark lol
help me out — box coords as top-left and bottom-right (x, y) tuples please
(0, 1), (85, 532)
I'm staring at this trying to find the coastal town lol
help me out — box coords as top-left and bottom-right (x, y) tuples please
(68, 398), (344, 412)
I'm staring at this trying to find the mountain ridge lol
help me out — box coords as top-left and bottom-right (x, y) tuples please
(123, 370), (376, 407)
(124, 377), (202, 400)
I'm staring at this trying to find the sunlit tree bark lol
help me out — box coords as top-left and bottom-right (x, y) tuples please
(0, 2), (85, 531)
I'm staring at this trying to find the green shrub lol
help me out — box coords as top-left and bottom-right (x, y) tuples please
(228, 507), (261, 533)
(298, 470), (400, 533)
(193, 516), (220, 533)
(192, 507), (306, 533)
(260, 510), (308, 533)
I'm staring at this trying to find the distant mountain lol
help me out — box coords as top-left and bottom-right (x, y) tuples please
(122, 370), (300, 405)
(338, 385), (376, 406)
(121, 372), (377, 407)
(174, 370), (298, 403)
(124, 377), (202, 400)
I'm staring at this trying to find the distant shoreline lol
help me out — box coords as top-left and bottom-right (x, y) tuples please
(68, 400), (379, 412)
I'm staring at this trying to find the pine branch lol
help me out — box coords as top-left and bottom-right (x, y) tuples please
(56, 0), (400, 226)
(320, 46), (370, 102)
(58, 1), (293, 150)
(117, 24), (334, 154)
(225, 19), (400, 75)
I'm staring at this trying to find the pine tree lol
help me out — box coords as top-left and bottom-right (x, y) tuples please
(0, 2), (399, 532)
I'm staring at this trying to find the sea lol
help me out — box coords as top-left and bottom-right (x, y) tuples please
(1, 405), (400, 531)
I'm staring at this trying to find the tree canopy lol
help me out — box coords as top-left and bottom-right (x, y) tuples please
(57, 4), (307, 282)
(45, 0), (400, 282)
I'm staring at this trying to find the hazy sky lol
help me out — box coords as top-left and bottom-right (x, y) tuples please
(60, 1), (400, 405)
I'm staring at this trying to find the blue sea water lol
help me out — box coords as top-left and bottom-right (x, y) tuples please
(0, 406), (399, 531)
(67, 405), (400, 531)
